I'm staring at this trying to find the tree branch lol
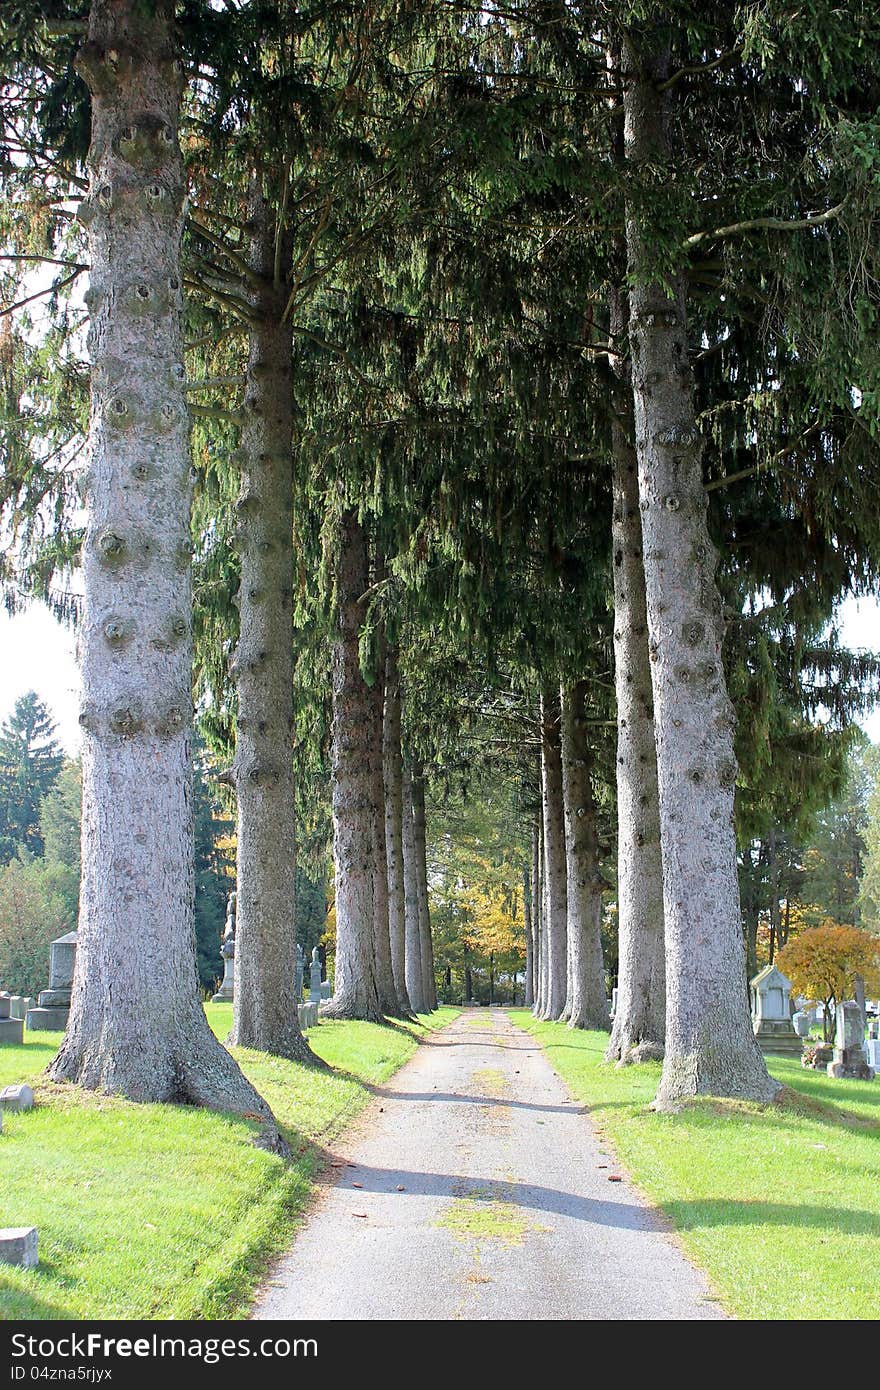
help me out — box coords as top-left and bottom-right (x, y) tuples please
(685, 202), (846, 250)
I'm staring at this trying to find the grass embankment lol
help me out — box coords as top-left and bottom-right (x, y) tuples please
(0, 1005), (458, 1321)
(510, 1010), (880, 1320)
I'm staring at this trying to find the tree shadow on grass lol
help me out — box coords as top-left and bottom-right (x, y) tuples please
(662, 1199), (880, 1237)
(0, 1272), (78, 1321)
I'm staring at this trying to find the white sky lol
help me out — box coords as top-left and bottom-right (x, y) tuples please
(0, 590), (878, 756)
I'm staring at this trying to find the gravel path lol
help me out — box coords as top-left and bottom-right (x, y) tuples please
(252, 1009), (728, 1321)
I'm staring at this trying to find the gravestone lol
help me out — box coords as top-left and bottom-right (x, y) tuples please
(26, 931), (78, 1031)
(309, 947), (323, 1004)
(298, 1001), (319, 1030)
(750, 963), (801, 1055)
(0, 993), (23, 1045)
(827, 1000), (875, 1081)
(211, 892), (236, 1003)
(865, 1038), (880, 1072)
(0, 1228), (38, 1269)
(792, 1011), (812, 1038)
(0, 1084), (34, 1112)
(320, 980), (331, 1001)
(610, 987), (618, 1019)
(295, 943), (304, 1001)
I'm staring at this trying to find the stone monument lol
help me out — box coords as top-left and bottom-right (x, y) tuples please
(309, 946), (323, 1004)
(827, 999), (875, 1081)
(792, 1010), (812, 1038)
(26, 932), (77, 1031)
(0, 992), (23, 1045)
(211, 892), (236, 1003)
(750, 963), (801, 1055)
(295, 943), (304, 1001)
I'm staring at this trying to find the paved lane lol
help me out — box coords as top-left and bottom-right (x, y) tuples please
(252, 1009), (728, 1321)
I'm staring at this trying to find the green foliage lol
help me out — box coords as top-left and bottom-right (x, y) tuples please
(0, 851), (72, 994)
(0, 691), (63, 862)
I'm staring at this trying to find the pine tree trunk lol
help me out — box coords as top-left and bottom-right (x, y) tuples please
(622, 38), (779, 1106)
(402, 766), (426, 1012)
(227, 185), (311, 1062)
(560, 681), (609, 1031)
(51, 0), (276, 1129)
(534, 809), (546, 1016)
(383, 645), (411, 1013)
(605, 285), (666, 1065)
(368, 626), (401, 1016)
(412, 764), (436, 1010)
(540, 690), (567, 1021)
(323, 512), (382, 1021)
(523, 837), (535, 1009)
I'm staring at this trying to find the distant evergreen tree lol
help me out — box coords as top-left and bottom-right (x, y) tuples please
(0, 691), (63, 862)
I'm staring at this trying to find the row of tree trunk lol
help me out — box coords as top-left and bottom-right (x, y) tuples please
(525, 684), (609, 1031)
(323, 511), (437, 1020)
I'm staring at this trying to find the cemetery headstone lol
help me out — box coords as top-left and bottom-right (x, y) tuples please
(827, 1000), (875, 1081)
(0, 993), (23, 1045)
(792, 1011), (811, 1038)
(0, 1084), (34, 1112)
(211, 892), (236, 1003)
(309, 947), (322, 1004)
(295, 943), (304, 1001)
(750, 963), (801, 1055)
(0, 1228), (38, 1269)
(26, 931), (78, 1031)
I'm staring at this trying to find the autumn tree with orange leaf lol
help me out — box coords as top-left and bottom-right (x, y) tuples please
(777, 924), (880, 1042)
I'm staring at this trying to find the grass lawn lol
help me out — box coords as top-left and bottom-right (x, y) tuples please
(509, 1010), (880, 1320)
(0, 1005), (458, 1321)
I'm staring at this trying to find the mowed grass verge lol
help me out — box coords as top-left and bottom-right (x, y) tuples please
(509, 1010), (880, 1320)
(0, 1004), (458, 1320)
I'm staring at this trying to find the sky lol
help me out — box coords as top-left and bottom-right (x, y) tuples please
(0, 589), (878, 756)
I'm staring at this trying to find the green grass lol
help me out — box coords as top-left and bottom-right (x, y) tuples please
(0, 1005), (458, 1321)
(509, 1010), (880, 1320)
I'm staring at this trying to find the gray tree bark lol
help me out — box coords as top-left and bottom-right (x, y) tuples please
(402, 766), (426, 1012)
(383, 645), (412, 1013)
(51, 0), (276, 1131)
(368, 624), (402, 1016)
(523, 828), (536, 1009)
(623, 37), (779, 1106)
(533, 808), (547, 1016)
(540, 690), (567, 1021)
(605, 285), (666, 1065)
(227, 185), (311, 1062)
(412, 765), (437, 1010)
(560, 681), (609, 1031)
(323, 511), (382, 1020)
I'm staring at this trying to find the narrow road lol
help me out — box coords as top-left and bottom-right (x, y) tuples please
(252, 1010), (727, 1321)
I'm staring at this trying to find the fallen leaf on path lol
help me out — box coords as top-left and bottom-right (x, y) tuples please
(396, 1185), (406, 1191)
(598, 1164), (608, 1169)
(352, 1212), (368, 1218)
(351, 1182), (363, 1188)
(607, 1175), (623, 1183)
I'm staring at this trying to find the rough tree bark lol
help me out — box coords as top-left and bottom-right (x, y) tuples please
(560, 681), (609, 1031)
(227, 185), (311, 1061)
(383, 644), (412, 1013)
(368, 622), (402, 1016)
(540, 690), (567, 1021)
(51, 0), (276, 1128)
(412, 764), (437, 1010)
(523, 826), (536, 1009)
(623, 37), (779, 1106)
(605, 284), (666, 1065)
(533, 809), (546, 1016)
(323, 511), (382, 1020)
(402, 766), (426, 1012)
